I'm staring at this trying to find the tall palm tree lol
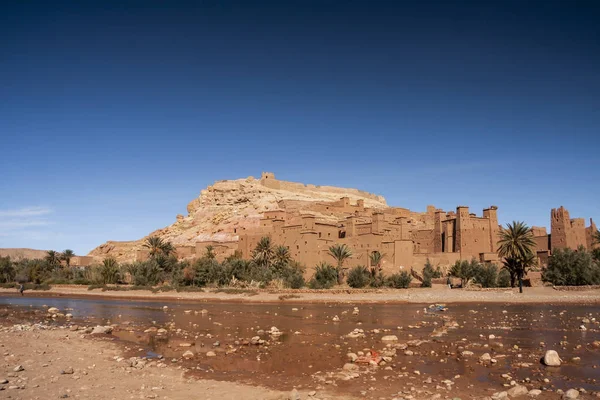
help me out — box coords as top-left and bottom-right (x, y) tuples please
(497, 221), (536, 293)
(45, 250), (61, 269)
(205, 245), (216, 260)
(369, 251), (385, 277)
(252, 237), (274, 268)
(328, 244), (352, 284)
(274, 245), (291, 266)
(143, 236), (175, 258)
(61, 249), (75, 267)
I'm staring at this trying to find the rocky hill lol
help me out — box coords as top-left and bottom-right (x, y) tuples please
(0, 248), (49, 260)
(88, 173), (388, 263)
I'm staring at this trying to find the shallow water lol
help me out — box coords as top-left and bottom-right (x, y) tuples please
(1, 295), (599, 398)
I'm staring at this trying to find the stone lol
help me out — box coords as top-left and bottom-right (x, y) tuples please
(289, 388), (300, 400)
(542, 350), (561, 366)
(69, 325), (79, 332)
(206, 351), (216, 357)
(480, 353), (491, 362)
(332, 315), (340, 322)
(461, 351), (474, 357)
(13, 366), (24, 372)
(528, 389), (542, 397)
(381, 335), (398, 342)
(61, 367), (74, 375)
(346, 353), (358, 362)
(47, 307), (59, 314)
(343, 363), (358, 371)
(182, 350), (194, 359)
(564, 389), (579, 399)
(90, 326), (112, 335)
(491, 392), (508, 400)
(1, 379), (8, 384)
(507, 385), (528, 397)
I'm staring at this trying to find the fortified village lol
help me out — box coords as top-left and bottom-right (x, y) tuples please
(83, 172), (597, 277)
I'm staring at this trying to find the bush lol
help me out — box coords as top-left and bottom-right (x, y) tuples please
(474, 264), (499, 288)
(0, 256), (15, 283)
(542, 246), (600, 286)
(370, 272), (386, 288)
(100, 258), (120, 284)
(347, 266), (371, 288)
(497, 269), (511, 287)
(308, 262), (338, 289)
(450, 259), (479, 287)
(387, 271), (412, 289)
(193, 258), (229, 287)
(127, 260), (163, 286)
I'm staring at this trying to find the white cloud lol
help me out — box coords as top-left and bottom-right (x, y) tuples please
(0, 206), (54, 237)
(0, 206), (53, 217)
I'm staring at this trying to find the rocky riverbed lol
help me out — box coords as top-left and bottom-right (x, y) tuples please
(2, 297), (600, 399)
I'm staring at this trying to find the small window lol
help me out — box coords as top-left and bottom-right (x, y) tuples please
(319, 232), (321, 238)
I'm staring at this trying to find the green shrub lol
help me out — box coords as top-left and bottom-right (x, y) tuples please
(421, 277), (432, 288)
(387, 271), (412, 289)
(474, 264), (499, 288)
(100, 258), (120, 284)
(347, 266), (371, 288)
(0, 256), (15, 283)
(127, 261), (163, 286)
(449, 259), (479, 287)
(497, 269), (511, 287)
(542, 246), (600, 286)
(308, 262), (338, 289)
(370, 272), (386, 288)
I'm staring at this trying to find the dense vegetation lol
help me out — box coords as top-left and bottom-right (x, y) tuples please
(2, 228), (600, 290)
(542, 246), (600, 286)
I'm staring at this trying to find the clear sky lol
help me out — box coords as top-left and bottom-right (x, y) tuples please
(1, 0), (599, 255)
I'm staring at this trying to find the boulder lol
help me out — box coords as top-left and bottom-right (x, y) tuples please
(507, 385), (528, 397)
(346, 353), (358, 362)
(480, 353), (492, 362)
(182, 350), (194, 359)
(528, 389), (542, 397)
(564, 389), (579, 399)
(381, 335), (398, 342)
(47, 307), (59, 314)
(542, 350), (561, 366)
(91, 326), (113, 335)
(343, 363), (359, 371)
(206, 351), (216, 357)
(491, 391), (508, 400)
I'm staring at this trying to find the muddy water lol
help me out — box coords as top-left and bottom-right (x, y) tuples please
(1, 295), (599, 398)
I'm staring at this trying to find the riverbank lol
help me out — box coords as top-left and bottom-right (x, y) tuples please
(0, 322), (333, 400)
(2, 284), (600, 304)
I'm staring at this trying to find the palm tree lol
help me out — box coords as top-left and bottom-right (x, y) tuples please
(497, 221), (536, 293)
(205, 245), (216, 260)
(143, 236), (175, 258)
(100, 257), (120, 284)
(45, 250), (61, 269)
(61, 249), (75, 267)
(274, 245), (291, 266)
(328, 244), (352, 284)
(252, 237), (274, 268)
(369, 251), (385, 277)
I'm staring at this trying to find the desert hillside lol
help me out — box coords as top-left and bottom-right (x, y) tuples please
(0, 248), (49, 260)
(88, 173), (388, 263)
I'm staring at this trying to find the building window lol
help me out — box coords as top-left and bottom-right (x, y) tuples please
(319, 232), (321, 238)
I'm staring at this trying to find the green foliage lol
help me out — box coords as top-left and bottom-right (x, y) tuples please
(193, 257), (229, 287)
(497, 269), (511, 287)
(0, 256), (15, 283)
(592, 248), (600, 263)
(61, 249), (75, 267)
(421, 259), (440, 287)
(369, 251), (385, 277)
(474, 264), (499, 288)
(309, 262), (338, 289)
(328, 244), (352, 284)
(143, 236), (176, 258)
(347, 266), (371, 288)
(387, 271), (412, 289)
(370, 272), (386, 288)
(126, 260), (163, 286)
(542, 246), (600, 286)
(449, 259), (480, 287)
(100, 258), (120, 284)
(252, 236), (274, 268)
(497, 221), (536, 292)
(204, 245), (216, 260)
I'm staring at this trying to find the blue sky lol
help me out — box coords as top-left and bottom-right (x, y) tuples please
(1, 0), (599, 255)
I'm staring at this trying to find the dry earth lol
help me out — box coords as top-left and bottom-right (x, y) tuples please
(0, 324), (347, 400)
(1, 285), (600, 304)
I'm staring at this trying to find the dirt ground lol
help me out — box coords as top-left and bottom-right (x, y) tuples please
(0, 323), (349, 400)
(1, 285), (600, 304)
